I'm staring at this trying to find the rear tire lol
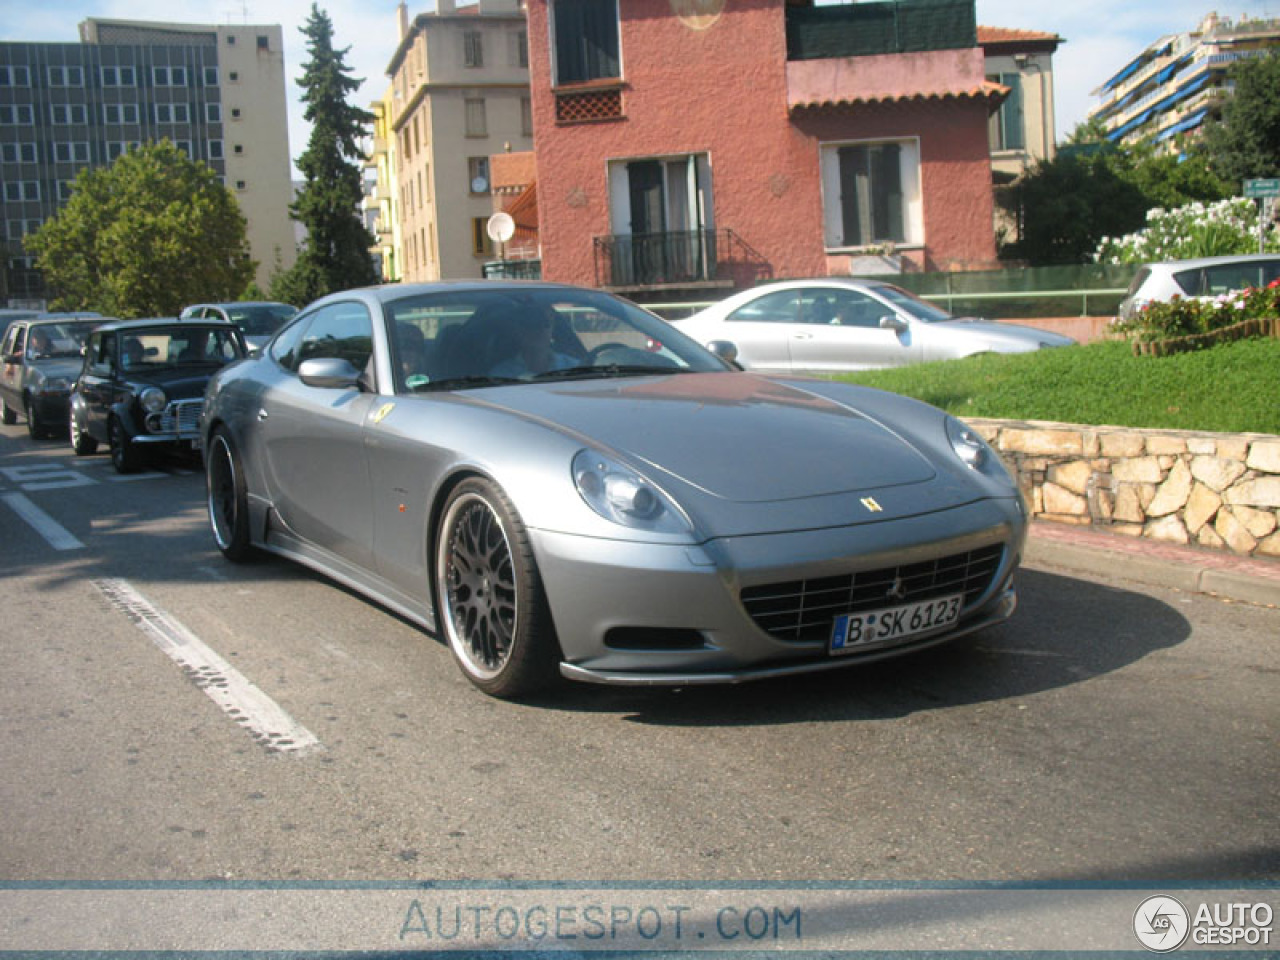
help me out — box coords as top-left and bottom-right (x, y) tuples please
(206, 427), (256, 563)
(435, 477), (559, 699)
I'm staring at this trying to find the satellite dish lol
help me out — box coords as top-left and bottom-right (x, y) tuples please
(486, 211), (516, 244)
(471, 175), (490, 194)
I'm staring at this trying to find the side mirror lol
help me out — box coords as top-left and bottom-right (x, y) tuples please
(298, 357), (363, 390)
(879, 315), (908, 332)
(706, 339), (739, 365)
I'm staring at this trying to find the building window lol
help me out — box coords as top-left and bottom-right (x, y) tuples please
(235, 180), (247, 190)
(521, 97), (533, 137)
(227, 34), (236, 45)
(0, 104), (34, 125)
(228, 71), (239, 82)
(465, 99), (487, 138)
(473, 217), (495, 257)
(153, 66), (186, 86)
(4, 181), (40, 202)
(107, 141), (140, 160)
(48, 66), (84, 87)
(53, 142), (91, 163)
(58, 181), (75, 201)
(552, 0), (620, 85)
(820, 139), (922, 249)
(512, 30), (529, 69)
(209, 140), (224, 159)
(207, 103), (222, 123)
(101, 65), (136, 87)
(0, 143), (37, 163)
(257, 35), (270, 50)
(233, 143), (244, 155)
(103, 103), (140, 124)
(155, 103), (191, 124)
(204, 67), (220, 85)
(0, 66), (31, 86)
(468, 157), (490, 194)
(174, 141), (191, 158)
(464, 31), (484, 68)
(50, 104), (88, 125)
(988, 72), (1025, 152)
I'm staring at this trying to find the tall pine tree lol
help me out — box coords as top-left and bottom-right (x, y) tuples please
(273, 4), (378, 306)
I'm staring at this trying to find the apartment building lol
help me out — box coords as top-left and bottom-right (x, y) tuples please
(386, 0), (533, 282)
(1089, 12), (1280, 149)
(0, 18), (295, 306)
(363, 91), (402, 282)
(978, 26), (1060, 183)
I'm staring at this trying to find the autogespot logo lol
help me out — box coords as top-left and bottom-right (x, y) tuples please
(1134, 895), (1191, 952)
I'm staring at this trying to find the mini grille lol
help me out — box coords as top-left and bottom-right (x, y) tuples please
(157, 398), (204, 437)
(740, 544), (1004, 645)
(556, 89), (623, 124)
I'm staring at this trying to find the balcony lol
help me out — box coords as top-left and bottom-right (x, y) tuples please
(593, 229), (771, 292)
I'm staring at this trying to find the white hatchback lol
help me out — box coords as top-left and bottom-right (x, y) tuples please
(1118, 253), (1280, 321)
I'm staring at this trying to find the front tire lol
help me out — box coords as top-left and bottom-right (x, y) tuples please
(70, 409), (98, 455)
(25, 398), (47, 440)
(435, 478), (559, 698)
(1, 399), (15, 425)
(206, 427), (256, 562)
(108, 415), (142, 474)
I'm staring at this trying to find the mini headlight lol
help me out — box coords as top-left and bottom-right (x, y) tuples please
(572, 449), (690, 534)
(140, 387), (167, 414)
(946, 416), (987, 470)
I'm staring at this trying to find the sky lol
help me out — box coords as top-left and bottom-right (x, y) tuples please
(3, 0), (1279, 171)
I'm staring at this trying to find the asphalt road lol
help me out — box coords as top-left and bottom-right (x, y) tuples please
(1, 423), (1277, 886)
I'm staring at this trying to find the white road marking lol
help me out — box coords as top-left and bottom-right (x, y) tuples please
(1, 492), (85, 550)
(94, 578), (321, 755)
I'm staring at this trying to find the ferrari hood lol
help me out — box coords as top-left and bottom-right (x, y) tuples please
(478, 373), (936, 503)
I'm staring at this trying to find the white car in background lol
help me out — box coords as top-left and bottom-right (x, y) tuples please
(670, 278), (1074, 373)
(1117, 253), (1280, 321)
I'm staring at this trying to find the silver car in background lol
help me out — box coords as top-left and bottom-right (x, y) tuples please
(1117, 253), (1280, 321)
(180, 301), (298, 355)
(202, 282), (1028, 699)
(672, 278), (1074, 373)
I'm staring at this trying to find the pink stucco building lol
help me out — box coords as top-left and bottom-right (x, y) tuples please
(520, 0), (1007, 295)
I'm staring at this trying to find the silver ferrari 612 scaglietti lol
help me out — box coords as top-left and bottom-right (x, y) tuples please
(202, 282), (1028, 698)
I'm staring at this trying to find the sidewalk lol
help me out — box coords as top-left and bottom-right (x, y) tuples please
(1025, 520), (1280, 608)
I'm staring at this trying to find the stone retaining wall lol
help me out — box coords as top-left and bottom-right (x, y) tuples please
(967, 419), (1280, 558)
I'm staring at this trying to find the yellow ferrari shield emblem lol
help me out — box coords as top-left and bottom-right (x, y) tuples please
(861, 497), (883, 513)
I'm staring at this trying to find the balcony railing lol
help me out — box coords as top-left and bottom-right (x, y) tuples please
(593, 228), (771, 290)
(786, 0), (976, 61)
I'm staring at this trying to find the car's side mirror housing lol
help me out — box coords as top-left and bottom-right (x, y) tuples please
(298, 357), (363, 390)
(706, 340), (739, 366)
(879, 315), (908, 332)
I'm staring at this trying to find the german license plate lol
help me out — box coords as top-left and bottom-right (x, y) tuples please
(830, 594), (963, 655)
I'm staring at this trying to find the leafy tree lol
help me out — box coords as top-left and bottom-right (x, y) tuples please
(25, 141), (253, 317)
(1204, 50), (1280, 184)
(272, 4), (378, 306)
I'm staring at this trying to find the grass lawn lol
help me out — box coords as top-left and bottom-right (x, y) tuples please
(829, 337), (1280, 435)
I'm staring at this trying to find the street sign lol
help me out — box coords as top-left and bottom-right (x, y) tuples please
(1243, 178), (1280, 198)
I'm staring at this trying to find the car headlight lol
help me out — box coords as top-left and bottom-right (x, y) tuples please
(572, 449), (690, 534)
(140, 387), (167, 413)
(946, 416), (988, 470)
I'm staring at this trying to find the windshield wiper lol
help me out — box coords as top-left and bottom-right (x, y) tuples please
(532, 364), (689, 381)
(420, 374), (522, 391)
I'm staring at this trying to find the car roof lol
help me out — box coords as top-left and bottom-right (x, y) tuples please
(1147, 253), (1280, 270)
(93, 317), (241, 332)
(185, 301), (295, 309)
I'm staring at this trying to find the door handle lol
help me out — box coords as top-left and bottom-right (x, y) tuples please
(257, 408), (269, 421)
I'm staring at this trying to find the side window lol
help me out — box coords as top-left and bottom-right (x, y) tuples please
(827, 289), (887, 329)
(270, 316), (309, 371)
(726, 290), (801, 324)
(296, 303), (374, 371)
(2, 325), (21, 358)
(88, 334), (114, 375)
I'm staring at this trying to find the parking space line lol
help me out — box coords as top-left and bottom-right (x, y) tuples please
(94, 578), (322, 755)
(2, 492), (85, 551)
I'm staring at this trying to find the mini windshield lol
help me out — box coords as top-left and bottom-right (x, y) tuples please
(385, 288), (728, 393)
(117, 326), (243, 370)
(228, 304), (298, 338)
(26, 321), (98, 359)
(872, 284), (956, 323)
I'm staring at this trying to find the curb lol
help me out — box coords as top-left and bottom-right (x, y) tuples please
(1025, 521), (1280, 608)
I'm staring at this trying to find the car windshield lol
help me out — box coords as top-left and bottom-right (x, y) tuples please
(118, 325), (243, 370)
(27, 321), (98, 359)
(227, 304), (297, 338)
(872, 284), (955, 323)
(385, 287), (728, 393)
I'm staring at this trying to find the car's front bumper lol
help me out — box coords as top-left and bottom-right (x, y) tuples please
(531, 497), (1026, 685)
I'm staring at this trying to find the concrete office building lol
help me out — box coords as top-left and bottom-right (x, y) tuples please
(0, 18), (295, 306)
